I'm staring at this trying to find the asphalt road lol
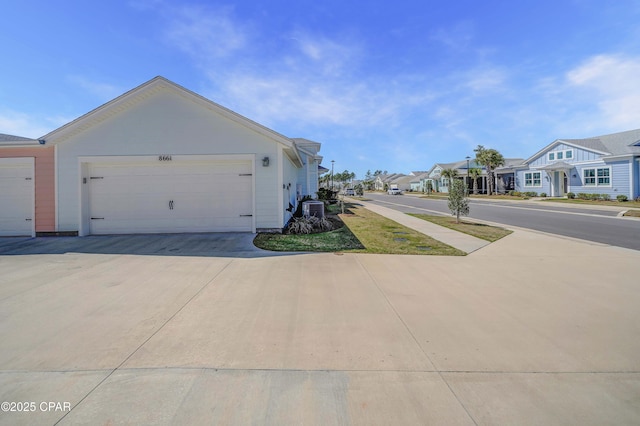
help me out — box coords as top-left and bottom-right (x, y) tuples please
(362, 193), (640, 251)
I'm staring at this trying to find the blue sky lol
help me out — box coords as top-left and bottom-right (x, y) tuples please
(2, 0), (640, 178)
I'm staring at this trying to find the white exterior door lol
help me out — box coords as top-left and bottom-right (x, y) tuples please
(0, 159), (34, 236)
(87, 159), (253, 235)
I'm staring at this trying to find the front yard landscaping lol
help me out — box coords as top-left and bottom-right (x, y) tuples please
(338, 204), (465, 255)
(254, 202), (465, 255)
(253, 218), (364, 252)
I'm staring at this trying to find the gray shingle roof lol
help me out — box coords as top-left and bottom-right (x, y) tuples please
(0, 133), (40, 146)
(0, 133), (37, 142)
(558, 128), (640, 156)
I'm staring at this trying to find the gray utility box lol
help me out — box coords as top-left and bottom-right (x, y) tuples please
(302, 201), (325, 218)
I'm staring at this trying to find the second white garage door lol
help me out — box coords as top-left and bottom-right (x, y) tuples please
(88, 160), (253, 235)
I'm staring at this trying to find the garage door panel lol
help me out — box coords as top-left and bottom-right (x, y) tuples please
(0, 164), (33, 236)
(88, 160), (253, 234)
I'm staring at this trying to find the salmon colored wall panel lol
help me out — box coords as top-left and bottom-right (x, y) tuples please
(0, 146), (55, 232)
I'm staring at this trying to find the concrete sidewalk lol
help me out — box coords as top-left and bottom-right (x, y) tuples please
(356, 199), (490, 253)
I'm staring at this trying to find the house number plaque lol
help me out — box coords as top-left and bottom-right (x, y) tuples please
(158, 155), (172, 161)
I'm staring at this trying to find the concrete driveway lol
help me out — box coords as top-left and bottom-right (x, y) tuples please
(0, 233), (278, 258)
(1, 231), (639, 425)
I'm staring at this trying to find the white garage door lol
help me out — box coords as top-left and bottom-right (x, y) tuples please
(88, 160), (253, 235)
(0, 160), (33, 236)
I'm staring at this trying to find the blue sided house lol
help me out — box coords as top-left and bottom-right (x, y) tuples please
(515, 129), (640, 200)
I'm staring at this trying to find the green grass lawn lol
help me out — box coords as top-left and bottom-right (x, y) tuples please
(419, 194), (530, 200)
(254, 203), (465, 255)
(409, 214), (513, 242)
(469, 194), (530, 200)
(253, 222), (364, 252)
(540, 198), (640, 208)
(338, 204), (465, 255)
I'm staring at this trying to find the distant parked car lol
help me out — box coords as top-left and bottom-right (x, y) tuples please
(343, 188), (355, 196)
(387, 188), (401, 195)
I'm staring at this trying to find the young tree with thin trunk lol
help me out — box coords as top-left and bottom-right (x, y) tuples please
(448, 179), (469, 223)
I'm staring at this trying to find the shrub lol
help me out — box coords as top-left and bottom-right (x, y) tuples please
(540, 192), (547, 197)
(508, 190), (516, 196)
(524, 191), (538, 197)
(617, 195), (628, 202)
(577, 193), (589, 200)
(315, 216), (334, 232)
(287, 217), (315, 234)
(567, 192), (575, 199)
(511, 191), (522, 197)
(600, 194), (611, 201)
(286, 215), (333, 234)
(317, 188), (337, 201)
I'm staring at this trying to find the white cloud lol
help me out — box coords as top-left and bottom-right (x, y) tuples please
(289, 32), (361, 76)
(430, 21), (475, 51)
(566, 54), (640, 130)
(217, 72), (405, 129)
(137, 2), (445, 132)
(164, 4), (248, 59)
(68, 76), (123, 101)
(0, 110), (62, 138)
(463, 67), (508, 94)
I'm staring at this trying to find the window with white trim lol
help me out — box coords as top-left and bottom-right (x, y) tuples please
(583, 167), (610, 186)
(524, 171), (541, 187)
(548, 149), (573, 161)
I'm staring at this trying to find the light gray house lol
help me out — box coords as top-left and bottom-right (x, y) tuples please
(423, 160), (485, 193)
(424, 158), (523, 194)
(373, 173), (405, 191)
(514, 129), (640, 199)
(409, 171), (430, 192)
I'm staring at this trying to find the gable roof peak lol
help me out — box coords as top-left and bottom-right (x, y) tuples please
(40, 76), (298, 152)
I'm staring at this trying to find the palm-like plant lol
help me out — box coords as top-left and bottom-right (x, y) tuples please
(441, 168), (458, 190)
(468, 167), (482, 194)
(474, 145), (505, 195)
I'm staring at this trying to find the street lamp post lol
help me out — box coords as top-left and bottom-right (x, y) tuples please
(331, 160), (335, 192)
(466, 156), (470, 194)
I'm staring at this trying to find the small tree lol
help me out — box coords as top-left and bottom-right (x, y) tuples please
(448, 179), (469, 223)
